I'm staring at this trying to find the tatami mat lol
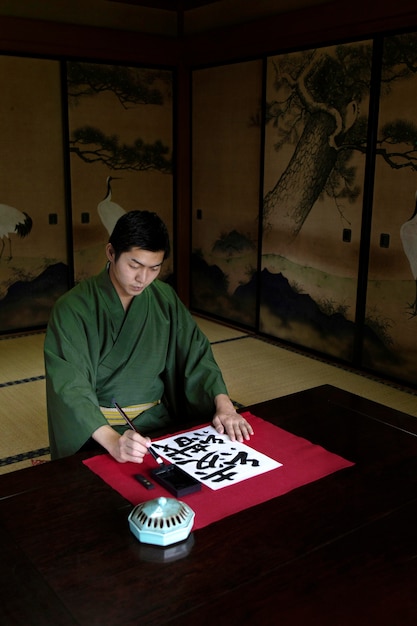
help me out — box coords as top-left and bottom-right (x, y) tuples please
(0, 332), (45, 383)
(211, 336), (417, 417)
(192, 316), (249, 343)
(0, 315), (416, 475)
(0, 381), (48, 456)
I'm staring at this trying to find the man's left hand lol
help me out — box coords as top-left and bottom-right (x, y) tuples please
(212, 393), (254, 443)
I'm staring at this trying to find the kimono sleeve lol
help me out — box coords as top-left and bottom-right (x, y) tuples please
(162, 295), (228, 422)
(44, 298), (108, 459)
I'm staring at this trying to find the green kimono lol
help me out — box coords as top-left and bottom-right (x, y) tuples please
(44, 267), (228, 459)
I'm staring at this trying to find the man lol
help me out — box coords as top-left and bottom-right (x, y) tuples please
(45, 210), (253, 463)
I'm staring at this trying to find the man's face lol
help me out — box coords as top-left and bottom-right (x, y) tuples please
(106, 245), (165, 303)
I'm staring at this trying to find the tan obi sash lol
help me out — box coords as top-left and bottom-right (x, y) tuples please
(99, 401), (161, 426)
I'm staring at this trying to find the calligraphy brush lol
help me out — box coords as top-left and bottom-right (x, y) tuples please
(113, 400), (164, 465)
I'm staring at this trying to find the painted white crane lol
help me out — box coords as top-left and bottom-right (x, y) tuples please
(0, 204), (33, 260)
(400, 190), (417, 317)
(97, 176), (125, 235)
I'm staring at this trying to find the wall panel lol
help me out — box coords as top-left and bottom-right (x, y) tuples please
(0, 55), (68, 333)
(191, 60), (262, 327)
(364, 31), (417, 386)
(66, 61), (174, 283)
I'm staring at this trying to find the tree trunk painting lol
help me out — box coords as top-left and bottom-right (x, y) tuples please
(264, 111), (338, 239)
(261, 43), (372, 361)
(263, 45), (369, 243)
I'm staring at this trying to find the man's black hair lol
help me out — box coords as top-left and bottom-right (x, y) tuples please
(109, 210), (170, 261)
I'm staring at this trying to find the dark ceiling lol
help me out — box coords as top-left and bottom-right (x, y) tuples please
(108, 1), (221, 10)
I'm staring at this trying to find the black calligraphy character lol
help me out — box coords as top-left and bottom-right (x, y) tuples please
(200, 466), (239, 483)
(173, 436), (199, 447)
(200, 434), (225, 445)
(195, 451), (221, 470)
(226, 451), (259, 467)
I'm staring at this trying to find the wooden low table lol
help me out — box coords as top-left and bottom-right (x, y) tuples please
(1, 384), (417, 625)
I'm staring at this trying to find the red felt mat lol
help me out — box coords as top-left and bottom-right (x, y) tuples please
(83, 412), (354, 530)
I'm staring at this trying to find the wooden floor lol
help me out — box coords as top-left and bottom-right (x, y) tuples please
(1, 316), (417, 474)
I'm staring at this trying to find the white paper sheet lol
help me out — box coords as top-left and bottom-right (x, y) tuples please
(152, 425), (282, 490)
